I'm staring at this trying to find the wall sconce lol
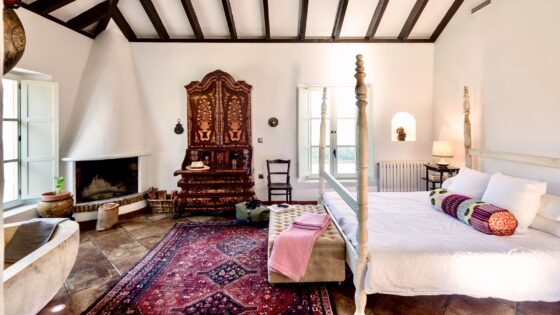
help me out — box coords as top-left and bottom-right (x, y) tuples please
(174, 119), (184, 134)
(391, 112), (416, 142)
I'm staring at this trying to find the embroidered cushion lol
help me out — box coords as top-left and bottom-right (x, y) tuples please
(429, 189), (518, 236)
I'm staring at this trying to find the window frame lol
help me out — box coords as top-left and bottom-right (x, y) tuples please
(2, 76), (23, 209)
(300, 86), (358, 181)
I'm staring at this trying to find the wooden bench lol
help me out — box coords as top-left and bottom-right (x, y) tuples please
(268, 204), (346, 283)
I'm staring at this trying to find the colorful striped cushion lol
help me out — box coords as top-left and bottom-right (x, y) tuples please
(429, 189), (518, 236)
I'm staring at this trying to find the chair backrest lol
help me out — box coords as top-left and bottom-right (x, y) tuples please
(266, 159), (291, 185)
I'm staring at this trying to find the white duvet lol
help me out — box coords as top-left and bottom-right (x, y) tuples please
(324, 191), (560, 301)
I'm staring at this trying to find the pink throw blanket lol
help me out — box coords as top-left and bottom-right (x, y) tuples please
(268, 213), (331, 281)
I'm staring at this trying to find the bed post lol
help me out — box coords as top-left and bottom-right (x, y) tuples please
(354, 54), (369, 315)
(319, 87), (328, 201)
(463, 86), (472, 168)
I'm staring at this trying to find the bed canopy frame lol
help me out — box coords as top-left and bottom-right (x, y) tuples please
(319, 55), (560, 315)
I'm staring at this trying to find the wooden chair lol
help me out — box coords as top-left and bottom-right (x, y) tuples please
(266, 159), (292, 204)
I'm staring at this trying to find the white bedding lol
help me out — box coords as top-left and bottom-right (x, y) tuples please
(324, 191), (560, 301)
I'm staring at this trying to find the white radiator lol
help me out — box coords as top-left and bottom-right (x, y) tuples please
(376, 161), (425, 192)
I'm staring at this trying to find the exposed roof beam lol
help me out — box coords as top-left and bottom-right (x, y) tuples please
(221, 0), (237, 39)
(366, 0), (389, 40)
(140, 0), (169, 40)
(95, 0), (120, 36)
(262, 0), (270, 40)
(20, 3), (95, 38)
(67, 1), (109, 30)
(29, 0), (76, 14)
(430, 0), (464, 42)
(398, 0), (429, 41)
(298, 0), (309, 40)
(180, 0), (204, 40)
(332, 0), (349, 40)
(132, 37), (432, 43)
(112, 6), (137, 41)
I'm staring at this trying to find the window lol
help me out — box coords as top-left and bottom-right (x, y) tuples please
(2, 77), (59, 210)
(3, 79), (20, 208)
(298, 86), (357, 180)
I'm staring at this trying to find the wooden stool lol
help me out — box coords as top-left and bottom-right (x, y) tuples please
(96, 203), (119, 231)
(268, 204), (345, 283)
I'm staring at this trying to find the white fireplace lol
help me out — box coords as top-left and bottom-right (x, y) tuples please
(62, 154), (150, 221)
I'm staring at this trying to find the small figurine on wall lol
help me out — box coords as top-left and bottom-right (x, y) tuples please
(396, 127), (407, 141)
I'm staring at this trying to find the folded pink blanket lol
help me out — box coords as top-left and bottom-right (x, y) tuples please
(293, 213), (331, 230)
(268, 213), (331, 281)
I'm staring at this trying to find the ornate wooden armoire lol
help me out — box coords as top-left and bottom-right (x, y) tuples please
(173, 70), (256, 214)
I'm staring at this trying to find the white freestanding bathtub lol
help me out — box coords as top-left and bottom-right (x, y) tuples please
(3, 220), (80, 315)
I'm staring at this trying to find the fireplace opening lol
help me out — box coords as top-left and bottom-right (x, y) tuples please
(76, 157), (138, 203)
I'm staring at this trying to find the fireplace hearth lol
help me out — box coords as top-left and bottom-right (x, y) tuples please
(76, 157), (138, 203)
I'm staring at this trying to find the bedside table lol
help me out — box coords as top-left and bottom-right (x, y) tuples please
(422, 163), (459, 191)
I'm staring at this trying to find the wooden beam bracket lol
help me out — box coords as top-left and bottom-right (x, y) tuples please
(430, 0), (464, 42)
(140, 0), (169, 40)
(181, 0), (204, 39)
(298, 0), (309, 40)
(398, 0), (429, 41)
(366, 0), (389, 40)
(222, 0), (237, 40)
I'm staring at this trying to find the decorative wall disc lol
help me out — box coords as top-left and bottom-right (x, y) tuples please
(268, 117), (278, 127)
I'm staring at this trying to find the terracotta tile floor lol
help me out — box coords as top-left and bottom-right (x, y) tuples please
(38, 211), (560, 315)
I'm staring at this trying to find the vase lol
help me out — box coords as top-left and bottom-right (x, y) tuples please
(38, 192), (74, 218)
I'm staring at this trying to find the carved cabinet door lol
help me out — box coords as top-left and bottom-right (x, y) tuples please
(187, 82), (219, 147)
(221, 81), (251, 148)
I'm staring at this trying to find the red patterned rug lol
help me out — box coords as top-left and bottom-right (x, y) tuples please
(85, 222), (337, 314)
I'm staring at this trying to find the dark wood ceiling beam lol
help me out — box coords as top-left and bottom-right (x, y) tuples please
(131, 37), (432, 43)
(140, 0), (169, 40)
(67, 1), (109, 30)
(262, 0), (270, 40)
(20, 3), (95, 38)
(298, 0), (309, 40)
(29, 0), (76, 14)
(332, 0), (349, 40)
(398, 0), (429, 41)
(430, 0), (463, 42)
(94, 0), (120, 36)
(221, 0), (237, 39)
(180, 0), (204, 39)
(112, 7), (137, 41)
(366, 0), (389, 40)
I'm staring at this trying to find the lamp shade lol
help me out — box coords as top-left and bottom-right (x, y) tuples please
(432, 141), (453, 158)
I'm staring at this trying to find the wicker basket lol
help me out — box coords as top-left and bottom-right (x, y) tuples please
(146, 188), (177, 213)
(147, 199), (175, 213)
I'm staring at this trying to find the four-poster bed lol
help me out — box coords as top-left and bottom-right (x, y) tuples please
(319, 55), (560, 315)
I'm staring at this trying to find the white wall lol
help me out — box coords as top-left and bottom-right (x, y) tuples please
(433, 0), (560, 194)
(130, 43), (434, 200)
(17, 10), (93, 157)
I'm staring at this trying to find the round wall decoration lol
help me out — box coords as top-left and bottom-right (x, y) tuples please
(268, 117), (279, 127)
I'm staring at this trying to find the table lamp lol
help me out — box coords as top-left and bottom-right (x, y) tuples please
(432, 141), (453, 167)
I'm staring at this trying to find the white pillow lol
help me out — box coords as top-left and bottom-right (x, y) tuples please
(530, 214), (560, 238)
(481, 173), (548, 233)
(441, 176), (455, 189)
(448, 167), (491, 199)
(539, 194), (560, 221)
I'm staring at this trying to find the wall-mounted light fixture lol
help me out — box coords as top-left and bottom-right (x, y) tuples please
(174, 119), (184, 134)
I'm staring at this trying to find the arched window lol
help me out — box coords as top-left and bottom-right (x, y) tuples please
(391, 112), (416, 142)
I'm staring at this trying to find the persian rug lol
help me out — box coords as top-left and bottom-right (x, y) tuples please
(85, 222), (336, 314)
